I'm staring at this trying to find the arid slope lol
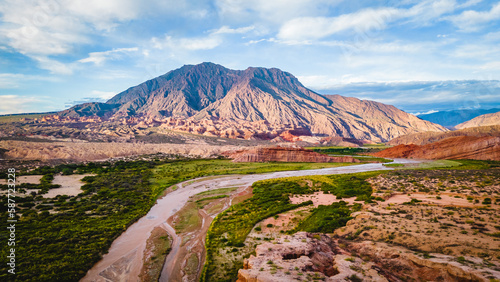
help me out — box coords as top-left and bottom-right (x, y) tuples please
(375, 135), (500, 160)
(455, 111), (500, 129)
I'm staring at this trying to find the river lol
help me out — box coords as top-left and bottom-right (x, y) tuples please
(82, 159), (419, 282)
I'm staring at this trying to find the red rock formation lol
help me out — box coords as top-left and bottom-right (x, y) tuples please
(373, 136), (500, 160)
(279, 128), (312, 142)
(388, 125), (500, 146)
(225, 146), (360, 163)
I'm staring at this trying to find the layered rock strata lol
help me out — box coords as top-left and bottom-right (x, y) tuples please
(374, 136), (500, 160)
(225, 146), (360, 163)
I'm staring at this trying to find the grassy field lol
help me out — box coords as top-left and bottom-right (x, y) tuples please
(389, 159), (500, 170)
(172, 188), (235, 234)
(150, 159), (357, 192)
(304, 146), (393, 163)
(306, 145), (391, 155)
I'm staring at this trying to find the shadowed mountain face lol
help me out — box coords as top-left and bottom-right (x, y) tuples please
(61, 62), (447, 141)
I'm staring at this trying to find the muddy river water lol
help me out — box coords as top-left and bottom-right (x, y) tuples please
(82, 159), (420, 282)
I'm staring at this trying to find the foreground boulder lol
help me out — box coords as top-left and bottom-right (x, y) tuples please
(237, 232), (496, 282)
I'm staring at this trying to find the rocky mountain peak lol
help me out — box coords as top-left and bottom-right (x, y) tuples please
(59, 62), (447, 141)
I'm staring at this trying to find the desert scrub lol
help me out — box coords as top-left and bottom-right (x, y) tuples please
(200, 171), (384, 282)
(0, 160), (160, 282)
(201, 179), (314, 281)
(290, 201), (361, 234)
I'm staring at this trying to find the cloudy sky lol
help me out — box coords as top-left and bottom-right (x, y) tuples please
(1, 0), (500, 115)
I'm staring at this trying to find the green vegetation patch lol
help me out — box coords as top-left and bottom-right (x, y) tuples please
(414, 160), (462, 169)
(196, 187), (238, 197)
(0, 160), (161, 282)
(173, 202), (203, 234)
(0, 173), (61, 194)
(383, 163), (405, 167)
(201, 170), (384, 282)
(291, 201), (361, 233)
(201, 180), (314, 282)
(0, 113), (52, 123)
(307, 146), (388, 155)
(151, 159), (355, 191)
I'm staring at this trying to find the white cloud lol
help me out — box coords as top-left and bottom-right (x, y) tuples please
(89, 90), (116, 100)
(314, 80), (500, 112)
(413, 110), (438, 116)
(0, 0), (196, 73)
(0, 74), (26, 88)
(0, 95), (43, 114)
(404, 0), (457, 23)
(64, 0), (142, 31)
(276, 0), (462, 42)
(484, 31), (500, 41)
(152, 24), (261, 52)
(0, 0), (94, 56)
(78, 47), (139, 65)
(452, 43), (500, 59)
(32, 56), (74, 75)
(211, 25), (255, 35)
(152, 35), (221, 51)
(448, 2), (500, 31)
(480, 61), (500, 71)
(277, 8), (400, 41)
(458, 0), (483, 9)
(0, 73), (58, 88)
(215, 0), (342, 24)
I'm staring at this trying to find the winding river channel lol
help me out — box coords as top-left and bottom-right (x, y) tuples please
(82, 159), (420, 282)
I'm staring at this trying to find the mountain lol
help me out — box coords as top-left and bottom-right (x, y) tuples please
(388, 125), (500, 146)
(417, 108), (500, 127)
(59, 102), (119, 118)
(61, 62), (447, 142)
(455, 111), (500, 129)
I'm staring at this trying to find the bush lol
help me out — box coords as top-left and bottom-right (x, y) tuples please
(482, 198), (492, 205)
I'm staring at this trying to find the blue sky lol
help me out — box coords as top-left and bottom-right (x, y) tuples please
(1, 0), (500, 115)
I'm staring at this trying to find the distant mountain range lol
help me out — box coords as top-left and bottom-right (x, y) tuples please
(417, 108), (500, 128)
(60, 62), (447, 142)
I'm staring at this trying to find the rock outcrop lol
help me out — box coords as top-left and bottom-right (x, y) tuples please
(237, 232), (388, 282)
(374, 136), (500, 160)
(225, 146), (360, 163)
(346, 241), (492, 282)
(0, 140), (244, 161)
(455, 111), (500, 129)
(237, 232), (497, 282)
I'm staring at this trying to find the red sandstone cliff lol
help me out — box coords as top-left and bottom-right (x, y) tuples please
(374, 136), (500, 160)
(225, 146), (360, 163)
